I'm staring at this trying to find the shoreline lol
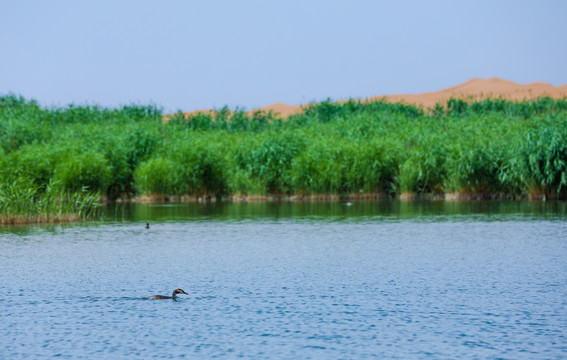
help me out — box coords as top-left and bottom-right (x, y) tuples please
(115, 191), (566, 204)
(3, 192), (563, 226)
(0, 214), (81, 226)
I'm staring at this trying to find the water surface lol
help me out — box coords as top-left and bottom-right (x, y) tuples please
(1, 201), (566, 359)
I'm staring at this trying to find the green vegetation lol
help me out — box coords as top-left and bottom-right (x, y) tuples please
(0, 178), (101, 224)
(1, 93), (566, 223)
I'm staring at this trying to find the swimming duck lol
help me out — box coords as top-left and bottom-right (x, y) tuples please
(148, 288), (188, 300)
(145, 222), (150, 229)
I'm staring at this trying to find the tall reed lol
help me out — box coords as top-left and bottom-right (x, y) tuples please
(0, 178), (101, 224)
(2, 94), (567, 206)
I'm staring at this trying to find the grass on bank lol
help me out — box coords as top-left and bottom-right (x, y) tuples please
(0, 178), (101, 224)
(1, 94), (567, 223)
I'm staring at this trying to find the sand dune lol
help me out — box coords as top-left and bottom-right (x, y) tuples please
(369, 77), (567, 108)
(173, 78), (567, 119)
(248, 102), (300, 118)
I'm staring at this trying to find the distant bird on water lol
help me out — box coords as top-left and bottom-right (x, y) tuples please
(145, 222), (150, 229)
(148, 288), (188, 300)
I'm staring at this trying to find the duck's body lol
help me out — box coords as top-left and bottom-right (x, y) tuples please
(148, 288), (188, 300)
(147, 294), (171, 299)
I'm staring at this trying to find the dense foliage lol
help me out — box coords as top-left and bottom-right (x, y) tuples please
(1, 93), (567, 219)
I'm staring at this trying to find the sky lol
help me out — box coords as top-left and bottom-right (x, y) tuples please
(1, 0), (566, 113)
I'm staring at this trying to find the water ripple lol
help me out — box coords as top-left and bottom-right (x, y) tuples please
(1, 203), (566, 358)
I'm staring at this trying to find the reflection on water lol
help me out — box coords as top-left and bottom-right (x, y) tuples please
(1, 201), (566, 359)
(3, 201), (566, 236)
(110, 200), (567, 223)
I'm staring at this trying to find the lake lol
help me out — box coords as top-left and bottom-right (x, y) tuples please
(1, 201), (566, 359)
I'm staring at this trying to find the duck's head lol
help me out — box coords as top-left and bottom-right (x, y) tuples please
(174, 288), (188, 295)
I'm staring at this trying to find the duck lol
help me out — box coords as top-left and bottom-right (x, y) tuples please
(148, 288), (188, 300)
(145, 222), (150, 229)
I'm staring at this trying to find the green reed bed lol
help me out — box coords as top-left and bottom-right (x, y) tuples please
(1, 94), (567, 218)
(0, 178), (101, 224)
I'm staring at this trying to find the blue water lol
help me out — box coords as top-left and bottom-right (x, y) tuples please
(1, 201), (566, 359)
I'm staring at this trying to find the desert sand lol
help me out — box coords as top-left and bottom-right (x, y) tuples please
(174, 77), (567, 119)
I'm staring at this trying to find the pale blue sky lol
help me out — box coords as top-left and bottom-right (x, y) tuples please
(1, 1), (566, 112)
